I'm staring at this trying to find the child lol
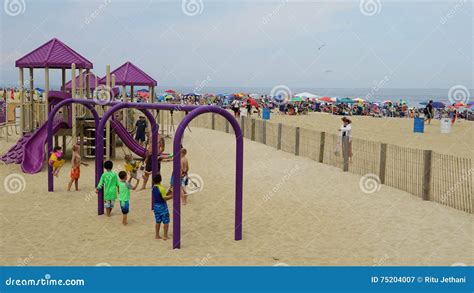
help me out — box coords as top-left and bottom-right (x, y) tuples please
(67, 144), (88, 191)
(169, 148), (189, 205)
(49, 146), (65, 177)
(118, 171), (132, 225)
(153, 174), (172, 240)
(124, 154), (140, 190)
(95, 161), (119, 217)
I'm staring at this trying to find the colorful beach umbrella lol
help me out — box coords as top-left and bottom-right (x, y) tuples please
(290, 96), (304, 102)
(336, 97), (354, 104)
(318, 97), (334, 103)
(165, 89), (176, 94)
(432, 101), (446, 109)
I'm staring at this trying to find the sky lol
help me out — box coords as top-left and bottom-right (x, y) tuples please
(0, 0), (472, 92)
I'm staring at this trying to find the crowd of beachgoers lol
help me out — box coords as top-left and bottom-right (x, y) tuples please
(2, 87), (473, 121)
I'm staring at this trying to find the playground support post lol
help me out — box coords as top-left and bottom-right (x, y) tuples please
(71, 63), (76, 144)
(18, 67), (24, 133)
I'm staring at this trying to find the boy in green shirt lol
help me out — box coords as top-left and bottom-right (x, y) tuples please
(95, 161), (119, 217)
(118, 171), (132, 225)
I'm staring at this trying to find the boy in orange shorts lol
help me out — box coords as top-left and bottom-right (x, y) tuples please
(67, 144), (88, 191)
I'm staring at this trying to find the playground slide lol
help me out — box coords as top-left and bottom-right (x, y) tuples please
(20, 118), (69, 174)
(110, 119), (147, 158)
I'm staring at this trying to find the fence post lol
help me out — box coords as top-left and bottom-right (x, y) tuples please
(379, 143), (387, 184)
(225, 120), (229, 133)
(319, 132), (325, 163)
(342, 136), (349, 172)
(277, 123), (282, 150)
(295, 127), (300, 156)
(262, 120), (266, 145)
(422, 150), (432, 201)
(211, 113), (215, 130)
(251, 119), (255, 141)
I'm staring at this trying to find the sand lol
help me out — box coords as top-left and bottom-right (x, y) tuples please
(0, 125), (473, 266)
(267, 112), (474, 159)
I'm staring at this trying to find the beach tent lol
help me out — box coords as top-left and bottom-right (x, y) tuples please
(294, 92), (319, 98)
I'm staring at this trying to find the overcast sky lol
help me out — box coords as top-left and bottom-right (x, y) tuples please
(0, 0), (472, 90)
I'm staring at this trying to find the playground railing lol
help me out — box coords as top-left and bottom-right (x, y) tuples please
(172, 111), (473, 214)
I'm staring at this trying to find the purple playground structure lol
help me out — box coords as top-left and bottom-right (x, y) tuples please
(1, 38), (244, 249)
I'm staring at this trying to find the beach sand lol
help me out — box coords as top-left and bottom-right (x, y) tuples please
(267, 112), (474, 158)
(0, 127), (473, 266)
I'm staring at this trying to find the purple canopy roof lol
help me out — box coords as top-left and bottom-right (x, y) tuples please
(99, 61), (157, 87)
(64, 72), (101, 90)
(15, 38), (93, 69)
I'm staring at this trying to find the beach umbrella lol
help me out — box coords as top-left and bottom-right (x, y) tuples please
(35, 87), (44, 93)
(432, 101), (445, 109)
(165, 89), (176, 94)
(318, 96), (334, 103)
(290, 96), (304, 102)
(353, 98), (365, 103)
(383, 100), (392, 104)
(273, 95), (284, 101)
(453, 102), (466, 108)
(336, 97), (354, 104)
(138, 92), (149, 98)
(137, 89), (149, 93)
(294, 92), (319, 98)
(165, 95), (174, 100)
(246, 97), (258, 106)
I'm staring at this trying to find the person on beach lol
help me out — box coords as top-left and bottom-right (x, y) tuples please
(140, 137), (165, 190)
(96, 161), (119, 217)
(153, 174), (173, 240)
(124, 154), (140, 190)
(169, 148), (189, 205)
(339, 117), (353, 163)
(67, 144), (89, 191)
(231, 98), (241, 118)
(118, 171), (132, 225)
(134, 116), (147, 146)
(49, 146), (65, 177)
(424, 100), (434, 124)
(450, 104), (457, 126)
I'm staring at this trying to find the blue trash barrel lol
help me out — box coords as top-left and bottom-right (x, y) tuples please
(413, 117), (424, 133)
(262, 108), (270, 120)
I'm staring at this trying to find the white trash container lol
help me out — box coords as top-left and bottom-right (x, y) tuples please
(440, 118), (451, 134)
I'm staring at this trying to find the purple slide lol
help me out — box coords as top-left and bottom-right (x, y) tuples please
(0, 118), (68, 173)
(110, 119), (146, 158)
(20, 117), (68, 174)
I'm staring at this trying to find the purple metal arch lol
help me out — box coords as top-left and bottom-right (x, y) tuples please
(96, 104), (158, 215)
(47, 99), (100, 192)
(172, 106), (244, 249)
